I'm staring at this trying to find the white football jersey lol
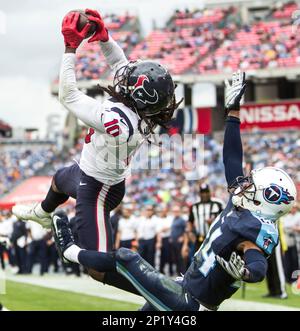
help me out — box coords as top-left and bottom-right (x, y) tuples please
(59, 38), (146, 185)
(80, 98), (145, 185)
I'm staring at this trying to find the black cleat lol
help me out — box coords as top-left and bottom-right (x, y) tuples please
(51, 211), (75, 264)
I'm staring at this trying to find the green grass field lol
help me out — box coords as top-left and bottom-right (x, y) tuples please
(1, 280), (299, 311)
(232, 281), (300, 309)
(0, 281), (140, 311)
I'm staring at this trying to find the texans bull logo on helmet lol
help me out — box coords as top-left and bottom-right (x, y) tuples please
(131, 75), (159, 105)
(263, 184), (294, 205)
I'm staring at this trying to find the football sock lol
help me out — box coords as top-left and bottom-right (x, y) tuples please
(78, 250), (116, 272)
(41, 186), (69, 213)
(63, 244), (83, 264)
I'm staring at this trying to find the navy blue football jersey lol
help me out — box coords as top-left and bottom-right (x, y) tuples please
(183, 198), (279, 307)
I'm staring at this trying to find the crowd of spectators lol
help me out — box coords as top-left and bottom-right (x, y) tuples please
(0, 126), (299, 291)
(70, 2), (300, 79)
(2, 128), (297, 210)
(75, 14), (139, 80)
(122, 130), (300, 207)
(199, 20), (300, 74)
(129, 7), (236, 75)
(0, 145), (58, 196)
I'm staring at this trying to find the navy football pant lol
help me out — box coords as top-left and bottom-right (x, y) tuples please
(54, 163), (125, 252)
(115, 248), (200, 311)
(77, 247), (200, 311)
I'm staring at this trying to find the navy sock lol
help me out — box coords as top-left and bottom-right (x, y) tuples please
(41, 186), (69, 213)
(78, 250), (116, 272)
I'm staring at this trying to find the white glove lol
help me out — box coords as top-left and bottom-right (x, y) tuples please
(225, 70), (246, 111)
(216, 251), (248, 280)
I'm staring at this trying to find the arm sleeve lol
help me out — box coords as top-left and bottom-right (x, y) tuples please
(223, 116), (244, 186)
(58, 53), (104, 130)
(243, 249), (268, 283)
(100, 36), (129, 72)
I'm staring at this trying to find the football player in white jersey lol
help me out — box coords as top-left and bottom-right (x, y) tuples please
(13, 9), (182, 281)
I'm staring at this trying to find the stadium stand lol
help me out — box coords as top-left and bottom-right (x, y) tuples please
(75, 14), (139, 80)
(1, 129), (299, 276)
(199, 20), (300, 73)
(71, 2), (300, 78)
(272, 1), (299, 19)
(129, 7), (236, 75)
(127, 130), (300, 206)
(0, 146), (58, 196)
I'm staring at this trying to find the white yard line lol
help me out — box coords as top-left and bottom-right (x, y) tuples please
(6, 273), (145, 305)
(5, 273), (300, 311)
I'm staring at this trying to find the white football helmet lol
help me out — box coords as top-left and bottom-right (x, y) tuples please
(230, 167), (297, 221)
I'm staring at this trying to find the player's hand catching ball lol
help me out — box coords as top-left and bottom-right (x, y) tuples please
(62, 11), (91, 49)
(85, 9), (109, 42)
(216, 251), (249, 281)
(224, 70), (246, 111)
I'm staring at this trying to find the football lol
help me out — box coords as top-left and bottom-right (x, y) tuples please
(69, 9), (98, 39)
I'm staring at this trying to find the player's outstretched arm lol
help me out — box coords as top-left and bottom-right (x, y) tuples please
(59, 11), (103, 129)
(223, 71), (246, 186)
(84, 9), (128, 72)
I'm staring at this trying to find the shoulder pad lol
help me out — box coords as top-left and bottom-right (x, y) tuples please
(229, 210), (278, 255)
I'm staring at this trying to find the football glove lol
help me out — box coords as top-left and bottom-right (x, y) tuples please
(85, 9), (109, 43)
(224, 70), (246, 111)
(216, 251), (249, 281)
(62, 11), (91, 49)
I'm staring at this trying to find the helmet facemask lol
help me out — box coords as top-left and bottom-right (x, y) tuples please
(229, 174), (262, 210)
(113, 61), (137, 98)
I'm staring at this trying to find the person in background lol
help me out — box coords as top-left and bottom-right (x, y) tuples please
(181, 205), (190, 222)
(115, 204), (137, 250)
(136, 205), (158, 267)
(264, 226), (287, 299)
(44, 230), (59, 273)
(0, 211), (15, 270)
(156, 205), (174, 275)
(11, 218), (28, 274)
(183, 221), (197, 268)
(0, 237), (8, 270)
(182, 184), (224, 258)
(27, 221), (48, 275)
(282, 204), (300, 283)
(68, 215), (81, 276)
(170, 205), (186, 275)
(110, 204), (122, 245)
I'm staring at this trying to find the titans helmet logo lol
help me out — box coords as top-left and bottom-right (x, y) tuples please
(132, 75), (159, 105)
(263, 184), (294, 205)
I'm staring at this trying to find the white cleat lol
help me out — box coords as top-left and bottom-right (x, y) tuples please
(12, 203), (52, 229)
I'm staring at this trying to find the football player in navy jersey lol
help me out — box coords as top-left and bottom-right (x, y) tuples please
(51, 71), (297, 311)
